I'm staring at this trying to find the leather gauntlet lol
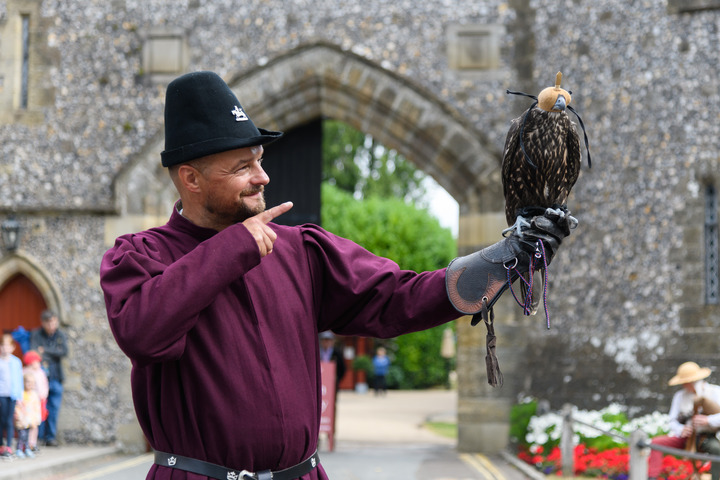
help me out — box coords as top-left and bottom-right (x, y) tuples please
(445, 209), (573, 318)
(445, 237), (529, 316)
(444, 209), (575, 387)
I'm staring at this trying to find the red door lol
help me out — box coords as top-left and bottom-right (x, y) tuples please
(0, 273), (47, 358)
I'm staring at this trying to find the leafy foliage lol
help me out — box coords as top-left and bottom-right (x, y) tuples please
(322, 120), (428, 205)
(320, 182), (457, 389)
(321, 183), (455, 272)
(389, 327), (454, 389)
(352, 355), (373, 374)
(510, 399), (538, 446)
(513, 399), (692, 479)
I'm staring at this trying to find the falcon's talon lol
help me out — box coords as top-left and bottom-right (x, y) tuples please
(502, 215), (531, 238)
(545, 207), (566, 218)
(567, 214), (579, 230)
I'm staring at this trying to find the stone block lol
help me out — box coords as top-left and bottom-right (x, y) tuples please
(116, 420), (148, 454)
(458, 422), (510, 454)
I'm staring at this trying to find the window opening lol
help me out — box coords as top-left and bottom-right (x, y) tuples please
(20, 14), (30, 109)
(705, 184), (718, 304)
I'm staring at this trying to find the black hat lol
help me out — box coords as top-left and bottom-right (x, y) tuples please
(161, 71), (283, 167)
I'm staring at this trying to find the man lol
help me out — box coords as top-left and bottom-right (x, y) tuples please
(319, 332), (346, 387)
(648, 362), (720, 480)
(29, 310), (67, 447)
(100, 71), (572, 480)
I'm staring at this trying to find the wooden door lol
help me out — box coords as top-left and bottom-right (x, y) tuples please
(262, 119), (322, 226)
(0, 273), (47, 357)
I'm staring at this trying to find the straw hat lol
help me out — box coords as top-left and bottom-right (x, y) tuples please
(668, 361), (711, 386)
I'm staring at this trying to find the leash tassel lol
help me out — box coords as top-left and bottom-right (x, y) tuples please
(481, 299), (503, 387)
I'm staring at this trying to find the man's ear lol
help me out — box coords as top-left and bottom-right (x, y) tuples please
(177, 164), (202, 193)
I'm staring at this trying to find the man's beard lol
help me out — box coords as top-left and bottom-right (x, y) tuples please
(205, 186), (266, 225)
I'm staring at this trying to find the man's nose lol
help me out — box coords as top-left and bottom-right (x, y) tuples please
(252, 163), (270, 185)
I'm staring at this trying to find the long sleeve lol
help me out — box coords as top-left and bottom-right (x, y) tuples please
(99, 210), (458, 480)
(667, 390), (688, 437)
(303, 225), (459, 338)
(43, 330), (68, 361)
(11, 356), (24, 401)
(701, 383), (720, 430)
(100, 220), (261, 366)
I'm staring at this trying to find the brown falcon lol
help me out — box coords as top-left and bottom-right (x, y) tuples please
(501, 72), (590, 237)
(501, 72), (591, 314)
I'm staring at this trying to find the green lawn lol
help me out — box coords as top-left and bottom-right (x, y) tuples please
(423, 421), (457, 439)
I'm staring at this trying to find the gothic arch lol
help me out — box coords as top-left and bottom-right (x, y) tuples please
(108, 41), (512, 453)
(113, 42), (504, 219)
(0, 253), (65, 321)
(231, 42), (503, 213)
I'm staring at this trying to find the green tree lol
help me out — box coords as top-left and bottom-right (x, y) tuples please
(321, 183), (457, 389)
(321, 183), (455, 271)
(322, 120), (428, 206)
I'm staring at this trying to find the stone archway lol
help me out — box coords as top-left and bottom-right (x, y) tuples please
(229, 42), (503, 214)
(111, 42), (505, 221)
(111, 41), (512, 453)
(0, 253), (65, 324)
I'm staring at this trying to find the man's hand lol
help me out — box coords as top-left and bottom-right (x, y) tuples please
(445, 208), (577, 315)
(693, 414), (710, 429)
(681, 424), (694, 438)
(242, 202), (293, 257)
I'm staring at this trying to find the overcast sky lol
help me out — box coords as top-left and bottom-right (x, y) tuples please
(424, 177), (458, 238)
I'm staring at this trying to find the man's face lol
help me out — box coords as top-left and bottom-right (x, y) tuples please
(195, 146), (269, 226)
(43, 316), (59, 336)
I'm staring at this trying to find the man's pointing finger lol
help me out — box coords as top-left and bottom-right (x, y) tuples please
(258, 201), (294, 224)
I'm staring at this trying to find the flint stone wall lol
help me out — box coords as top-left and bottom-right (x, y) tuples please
(0, 0), (718, 450)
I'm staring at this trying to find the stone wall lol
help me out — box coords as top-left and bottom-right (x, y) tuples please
(0, 0), (719, 451)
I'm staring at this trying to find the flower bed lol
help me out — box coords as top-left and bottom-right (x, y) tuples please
(517, 444), (708, 479)
(512, 399), (711, 479)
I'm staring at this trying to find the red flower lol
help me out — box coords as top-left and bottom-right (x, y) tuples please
(517, 441), (707, 479)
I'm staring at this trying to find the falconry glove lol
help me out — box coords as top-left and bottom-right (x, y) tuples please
(445, 208), (575, 317)
(445, 209), (575, 387)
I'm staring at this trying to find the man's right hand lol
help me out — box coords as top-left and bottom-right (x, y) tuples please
(242, 202), (293, 257)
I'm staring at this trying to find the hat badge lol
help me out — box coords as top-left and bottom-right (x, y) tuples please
(168, 456), (177, 466)
(231, 105), (248, 122)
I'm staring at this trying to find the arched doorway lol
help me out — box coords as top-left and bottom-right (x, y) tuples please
(113, 42), (509, 453)
(0, 273), (47, 358)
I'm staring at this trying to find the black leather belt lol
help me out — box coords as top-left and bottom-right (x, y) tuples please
(154, 449), (320, 480)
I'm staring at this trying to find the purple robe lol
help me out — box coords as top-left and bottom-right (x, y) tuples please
(100, 206), (458, 479)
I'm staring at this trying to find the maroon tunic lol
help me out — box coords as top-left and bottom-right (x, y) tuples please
(100, 206), (458, 479)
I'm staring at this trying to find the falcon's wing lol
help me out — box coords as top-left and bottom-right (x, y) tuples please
(501, 116), (526, 226)
(563, 121), (582, 195)
(545, 118), (582, 208)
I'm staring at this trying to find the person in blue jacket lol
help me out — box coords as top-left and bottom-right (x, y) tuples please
(372, 347), (391, 396)
(0, 332), (23, 457)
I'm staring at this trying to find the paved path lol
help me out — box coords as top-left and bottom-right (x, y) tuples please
(1, 389), (539, 480)
(319, 389), (537, 479)
(332, 389), (457, 445)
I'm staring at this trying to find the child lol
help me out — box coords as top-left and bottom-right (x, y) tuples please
(372, 346), (391, 396)
(14, 372), (41, 458)
(0, 333), (23, 457)
(23, 350), (48, 452)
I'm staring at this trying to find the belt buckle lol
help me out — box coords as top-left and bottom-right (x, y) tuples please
(227, 470), (256, 480)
